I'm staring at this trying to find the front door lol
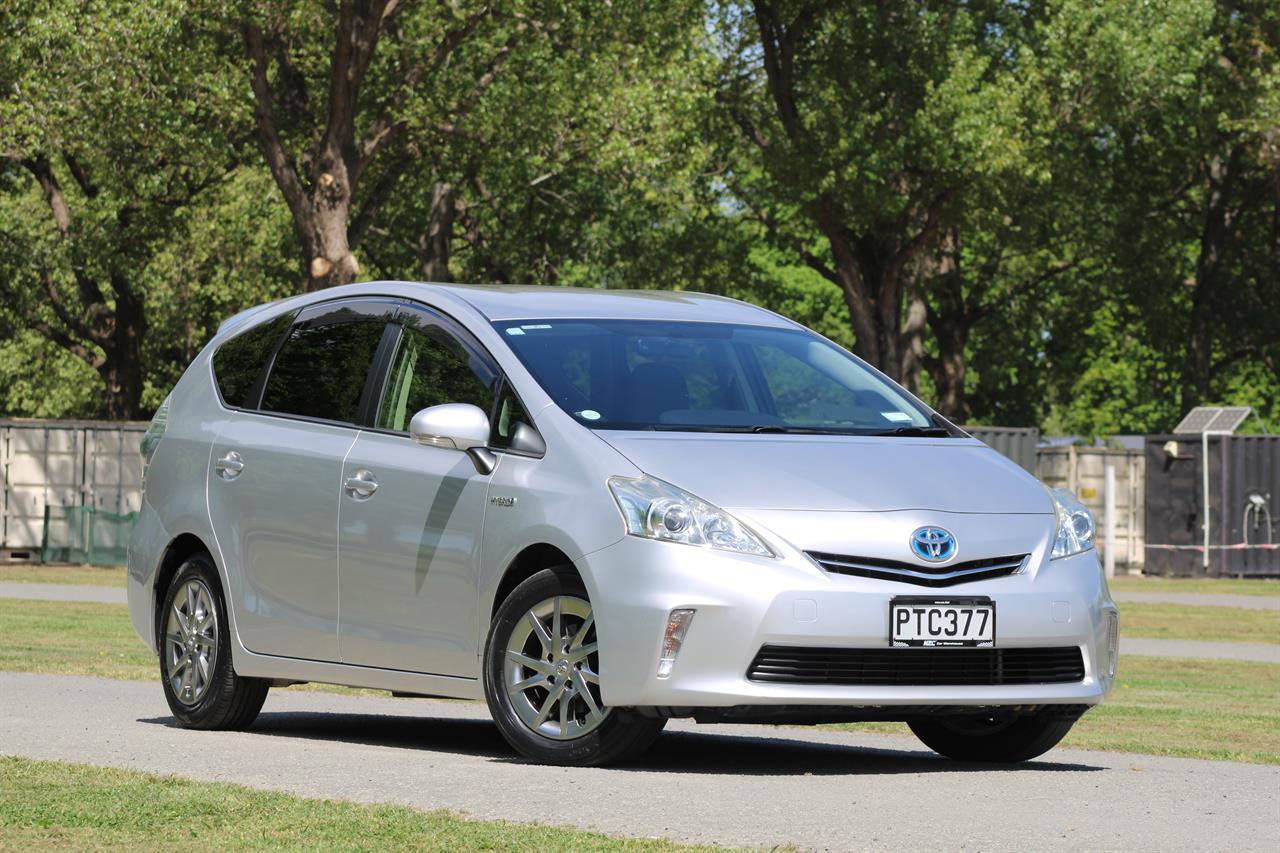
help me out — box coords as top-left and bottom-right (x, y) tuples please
(337, 310), (499, 675)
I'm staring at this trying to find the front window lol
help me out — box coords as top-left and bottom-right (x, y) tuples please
(495, 319), (945, 434)
(376, 321), (497, 432)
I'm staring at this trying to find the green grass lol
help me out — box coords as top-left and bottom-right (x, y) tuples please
(831, 656), (1280, 764)
(0, 756), (710, 852)
(0, 599), (152, 681)
(1119, 602), (1280, 644)
(0, 564), (126, 586)
(0, 599), (400, 698)
(1109, 575), (1280, 597)
(1062, 656), (1280, 763)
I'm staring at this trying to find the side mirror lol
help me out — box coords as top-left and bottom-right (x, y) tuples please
(409, 403), (490, 451)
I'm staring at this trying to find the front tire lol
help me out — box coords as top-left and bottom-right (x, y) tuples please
(159, 554), (268, 730)
(908, 708), (1081, 762)
(483, 567), (665, 766)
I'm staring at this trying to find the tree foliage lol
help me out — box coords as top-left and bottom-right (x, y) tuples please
(0, 0), (1275, 434)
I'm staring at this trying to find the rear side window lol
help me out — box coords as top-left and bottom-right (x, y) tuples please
(377, 322), (497, 432)
(211, 311), (293, 408)
(261, 311), (388, 423)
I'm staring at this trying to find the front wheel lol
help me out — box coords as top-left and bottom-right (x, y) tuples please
(908, 708), (1080, 762)
(483, 567), (665, 766)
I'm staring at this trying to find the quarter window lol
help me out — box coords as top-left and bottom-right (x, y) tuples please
(261, 310), (387, 423)
(211, 311), (294, 408)
(377, 321), (497, 432)
(492, 383), (531, 448)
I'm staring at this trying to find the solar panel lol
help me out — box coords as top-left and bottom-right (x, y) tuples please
(1173, 406), (1252, 435)
(1207, 407), (1251, 433)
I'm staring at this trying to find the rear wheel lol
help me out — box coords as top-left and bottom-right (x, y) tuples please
(908, 708), (1080, 762)
(159, 554), (268, 729)
(483, 567), (664, 766)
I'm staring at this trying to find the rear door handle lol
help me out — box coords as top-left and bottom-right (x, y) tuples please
(343, 469), (378, 499)
(215, 451), (244, 480)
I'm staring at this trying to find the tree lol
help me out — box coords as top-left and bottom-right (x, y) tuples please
(0, 0), (248, 418)
(237, 1), (569, 291)
(1036, 0), (1280, 433)
(712, 2), (1036, 389)
(361, 3), (713, 287)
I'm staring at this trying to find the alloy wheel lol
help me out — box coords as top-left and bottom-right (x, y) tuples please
(164, 578), (219, 706)
(503, 594), (609, 740)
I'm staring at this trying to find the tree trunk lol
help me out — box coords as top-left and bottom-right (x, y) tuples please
(1180, 149), (1238, 414)
(923, 231), (968, 421)
(819, 221), (910, 381)
(899, 286), (928, 397)
(302, 158), (360, 292)
(420, 182), (456, 282)
(98, 285), (147, 420)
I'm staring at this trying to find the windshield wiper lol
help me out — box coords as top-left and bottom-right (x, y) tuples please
(865, 426), (953, 437)
(749, 426), (863, 435)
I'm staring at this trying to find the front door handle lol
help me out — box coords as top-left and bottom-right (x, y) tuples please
(215, 450), (244, 480)
(343, 469), (378, 499)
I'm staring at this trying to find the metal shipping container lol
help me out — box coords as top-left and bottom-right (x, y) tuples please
(0, 419), (147, 560)
(1038, 446), (1145, 569)
(963, 426), (1040, 473)
(1144, 434), (1280, 577)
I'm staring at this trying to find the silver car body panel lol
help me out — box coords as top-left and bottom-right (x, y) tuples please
(128, 281), (1117, 710)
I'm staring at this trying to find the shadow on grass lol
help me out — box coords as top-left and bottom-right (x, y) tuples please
(138, 712), (1105, 776)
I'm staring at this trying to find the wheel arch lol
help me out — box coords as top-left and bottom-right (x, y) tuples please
(490, 543), (583, 617)
(153, 533), (217, 647)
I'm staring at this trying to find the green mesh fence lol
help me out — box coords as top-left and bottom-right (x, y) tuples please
(41, 506), (136, 566)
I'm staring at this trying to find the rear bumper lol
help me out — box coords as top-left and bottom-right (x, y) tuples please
(584, 537), (1117, 708)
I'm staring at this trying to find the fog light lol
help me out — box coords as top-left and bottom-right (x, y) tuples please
(657, 609), (695, 678)
(1106, 611), (1119, 679)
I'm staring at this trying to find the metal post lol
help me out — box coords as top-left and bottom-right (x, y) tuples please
(1202, 432), (1212, 571)
(1104, 462), (1117, 578)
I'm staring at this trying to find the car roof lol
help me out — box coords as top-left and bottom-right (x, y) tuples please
(387, 282), (797, 327)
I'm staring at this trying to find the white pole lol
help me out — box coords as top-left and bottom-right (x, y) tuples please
(1202, 431), (1211, 571)
(1104, 462), (1116, 579)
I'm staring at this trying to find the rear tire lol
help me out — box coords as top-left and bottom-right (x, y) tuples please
(483, 566), (665, 766)
(908, 708), (1080, 762)
(159, 554), (268, 730)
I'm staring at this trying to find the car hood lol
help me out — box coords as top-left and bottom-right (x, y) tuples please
(596, 432), (1053, 515)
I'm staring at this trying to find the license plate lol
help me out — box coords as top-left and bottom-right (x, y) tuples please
(890, 597), (995, 647)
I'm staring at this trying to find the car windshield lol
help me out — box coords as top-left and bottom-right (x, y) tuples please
(495, 319), (946, 434)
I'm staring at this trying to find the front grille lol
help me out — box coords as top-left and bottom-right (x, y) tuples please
(747, 645), (1085, 686)
(807, 551), (1028, 587)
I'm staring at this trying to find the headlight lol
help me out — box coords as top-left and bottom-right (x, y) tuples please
(607, 475), (775, 558)
(1050, 487), (1095, 559)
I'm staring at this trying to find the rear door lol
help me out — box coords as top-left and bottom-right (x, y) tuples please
(336, 304), (501, 675)
(207, 299), (395, 662)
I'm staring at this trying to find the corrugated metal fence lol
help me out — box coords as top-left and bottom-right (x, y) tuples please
(1038, 446), (1145, 569)
(964, 426), (1040, 473)
(0, 419), (146, 560)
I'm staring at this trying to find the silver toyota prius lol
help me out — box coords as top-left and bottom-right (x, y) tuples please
(128, 282), (1118, 766)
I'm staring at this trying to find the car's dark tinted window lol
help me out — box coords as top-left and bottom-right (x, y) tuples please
(261, 310), (388, 423)
(211, 311), (294, 407)
(377, 321), (497, 432)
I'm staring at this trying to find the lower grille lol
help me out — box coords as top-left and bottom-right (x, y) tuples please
(807, 551), (1028, 587)
(747, 645), (1085, 686)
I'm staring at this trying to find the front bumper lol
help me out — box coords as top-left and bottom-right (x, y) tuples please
(583, 537), (1117, 708)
